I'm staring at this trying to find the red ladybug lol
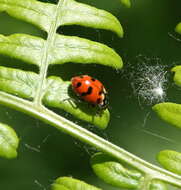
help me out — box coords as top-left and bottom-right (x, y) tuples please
(71, 75), (108, 109)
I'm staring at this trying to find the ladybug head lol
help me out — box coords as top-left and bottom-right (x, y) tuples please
(98, 92), (109, 110)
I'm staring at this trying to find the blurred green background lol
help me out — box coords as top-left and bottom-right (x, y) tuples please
(0, 0), (181, 189)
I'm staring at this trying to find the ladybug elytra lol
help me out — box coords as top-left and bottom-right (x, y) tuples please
(71, 75), (108, 109)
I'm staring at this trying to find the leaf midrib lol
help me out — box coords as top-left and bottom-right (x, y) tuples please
(34, 0), (67, 105)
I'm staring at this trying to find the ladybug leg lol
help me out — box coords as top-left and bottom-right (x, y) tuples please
(95, 108), (104, 116)
(87, 103), (104, 116)
(62, 98), (78, 109)
(62, 96), (86, 109)
(90, 104), (96, 108)
(87, 103), (97, 110)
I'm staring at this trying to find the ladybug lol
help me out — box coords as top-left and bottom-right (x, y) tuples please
(71, 75), (108, 109)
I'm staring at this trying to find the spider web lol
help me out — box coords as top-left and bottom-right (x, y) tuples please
(125, 56), (169, 107)
(121, 56), (181, 145)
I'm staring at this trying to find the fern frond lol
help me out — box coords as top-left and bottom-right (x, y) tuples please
(0, 1), (181, 190)
(0, 0), (124, 128)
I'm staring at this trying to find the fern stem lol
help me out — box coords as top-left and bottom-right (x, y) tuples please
(34, 0), (66, 105)
(0, 92), (180, 188)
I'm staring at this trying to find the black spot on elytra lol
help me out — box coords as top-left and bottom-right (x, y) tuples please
(96, 98), (101, 104)
(91, 78), (96, 81)
(87, 86), (93, 95)
(99, 91), (103, 95)
(81, 92), (87, 96)
(81, 86), (93, 96)
(76, 82), (82, 88)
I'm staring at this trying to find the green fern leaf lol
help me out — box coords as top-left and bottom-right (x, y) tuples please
(172, 66), (181, 87)
(0, 0), (55, 32)
(0, 34), (122, 68)
(52, 177), (101, 190)
(91, 152), (142, 189)
(150, 180), (167, 190)
(153, 66), (181, 129)
(157, 150), (181, 175)
(0, 123), (19, 159)
(153, 103), (181, 129)
(175, 22), (181, 34)
(0, 0), (124, 128)
(120, 0), (131, 8)
(0, 34), (43, 66)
